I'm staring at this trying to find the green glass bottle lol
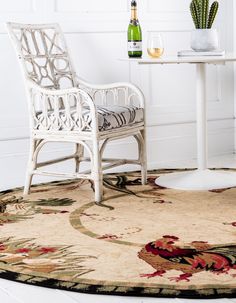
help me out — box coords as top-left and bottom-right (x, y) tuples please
(128, 0), (142, 58)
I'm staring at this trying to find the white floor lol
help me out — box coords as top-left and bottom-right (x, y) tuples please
(1, 153), (236, 303)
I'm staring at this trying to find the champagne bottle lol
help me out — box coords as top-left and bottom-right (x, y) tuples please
(128, 0), (142, 58)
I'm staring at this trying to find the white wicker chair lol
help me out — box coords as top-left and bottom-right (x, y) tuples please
(6, 22), (147, 203)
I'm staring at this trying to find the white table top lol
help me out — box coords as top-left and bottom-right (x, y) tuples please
(121, 53), (236, 64)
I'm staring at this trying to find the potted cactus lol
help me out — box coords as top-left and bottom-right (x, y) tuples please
(190, 0), (219, 51)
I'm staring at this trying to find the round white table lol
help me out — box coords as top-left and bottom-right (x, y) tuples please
(123, 54), (236, 190)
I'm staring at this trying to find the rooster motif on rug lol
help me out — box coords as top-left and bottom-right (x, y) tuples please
(138, 235), (236, 282)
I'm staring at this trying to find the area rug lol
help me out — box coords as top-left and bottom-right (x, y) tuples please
(1, 169), (236, 299)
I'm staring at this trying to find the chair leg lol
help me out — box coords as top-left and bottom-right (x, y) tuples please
(75, 143), (84, 173)
(24, 173), (33, 196)
(24, 138), (37, 195)
(139, 130), (147, 185)
(92, 141), (103, 203)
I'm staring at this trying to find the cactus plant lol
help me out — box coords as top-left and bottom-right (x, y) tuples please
(190, 1), (200, 29)
(200, 0), (209, 28)
(190, 0), (219, 29)
(207, 1), (219, 29)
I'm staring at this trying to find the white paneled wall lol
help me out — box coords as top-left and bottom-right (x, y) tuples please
(0, 0), (235, 190)
(56, 0), (128, 13)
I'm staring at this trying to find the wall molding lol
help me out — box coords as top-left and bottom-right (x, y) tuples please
(0, 125), (234, 158)
(146, 0), (189, 14)
(54, 0), (128, 14)
(0, 117), (234, 143)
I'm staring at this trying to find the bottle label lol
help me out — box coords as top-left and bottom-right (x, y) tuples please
(128, 41), (142, 51)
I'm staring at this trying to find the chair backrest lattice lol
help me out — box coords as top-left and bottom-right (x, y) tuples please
(7, 23), (77, 90)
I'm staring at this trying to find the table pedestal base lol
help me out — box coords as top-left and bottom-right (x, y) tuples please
(155, 169), (236, 191)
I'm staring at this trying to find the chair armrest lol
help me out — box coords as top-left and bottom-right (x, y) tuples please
(76, 77), (145, 108)
(26, 80), (98, 133)
(27, 79), (86, 96)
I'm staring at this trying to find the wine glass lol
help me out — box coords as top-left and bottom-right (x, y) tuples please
(147, 33), (164, 58)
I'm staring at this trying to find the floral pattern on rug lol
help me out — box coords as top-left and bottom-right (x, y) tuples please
(0, 237), (96, 277)
(0, 196), (76, 227)
(102, 175), (172, 204)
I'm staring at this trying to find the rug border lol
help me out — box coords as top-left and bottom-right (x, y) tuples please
(1, 268), (236, 299)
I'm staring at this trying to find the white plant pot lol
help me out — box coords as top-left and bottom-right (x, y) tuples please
(191, 29), (219, 52)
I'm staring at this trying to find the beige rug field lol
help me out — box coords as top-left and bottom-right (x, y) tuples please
(1, 170), (236, 298)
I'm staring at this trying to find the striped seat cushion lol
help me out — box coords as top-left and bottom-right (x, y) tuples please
(35, 105), (144, 132)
